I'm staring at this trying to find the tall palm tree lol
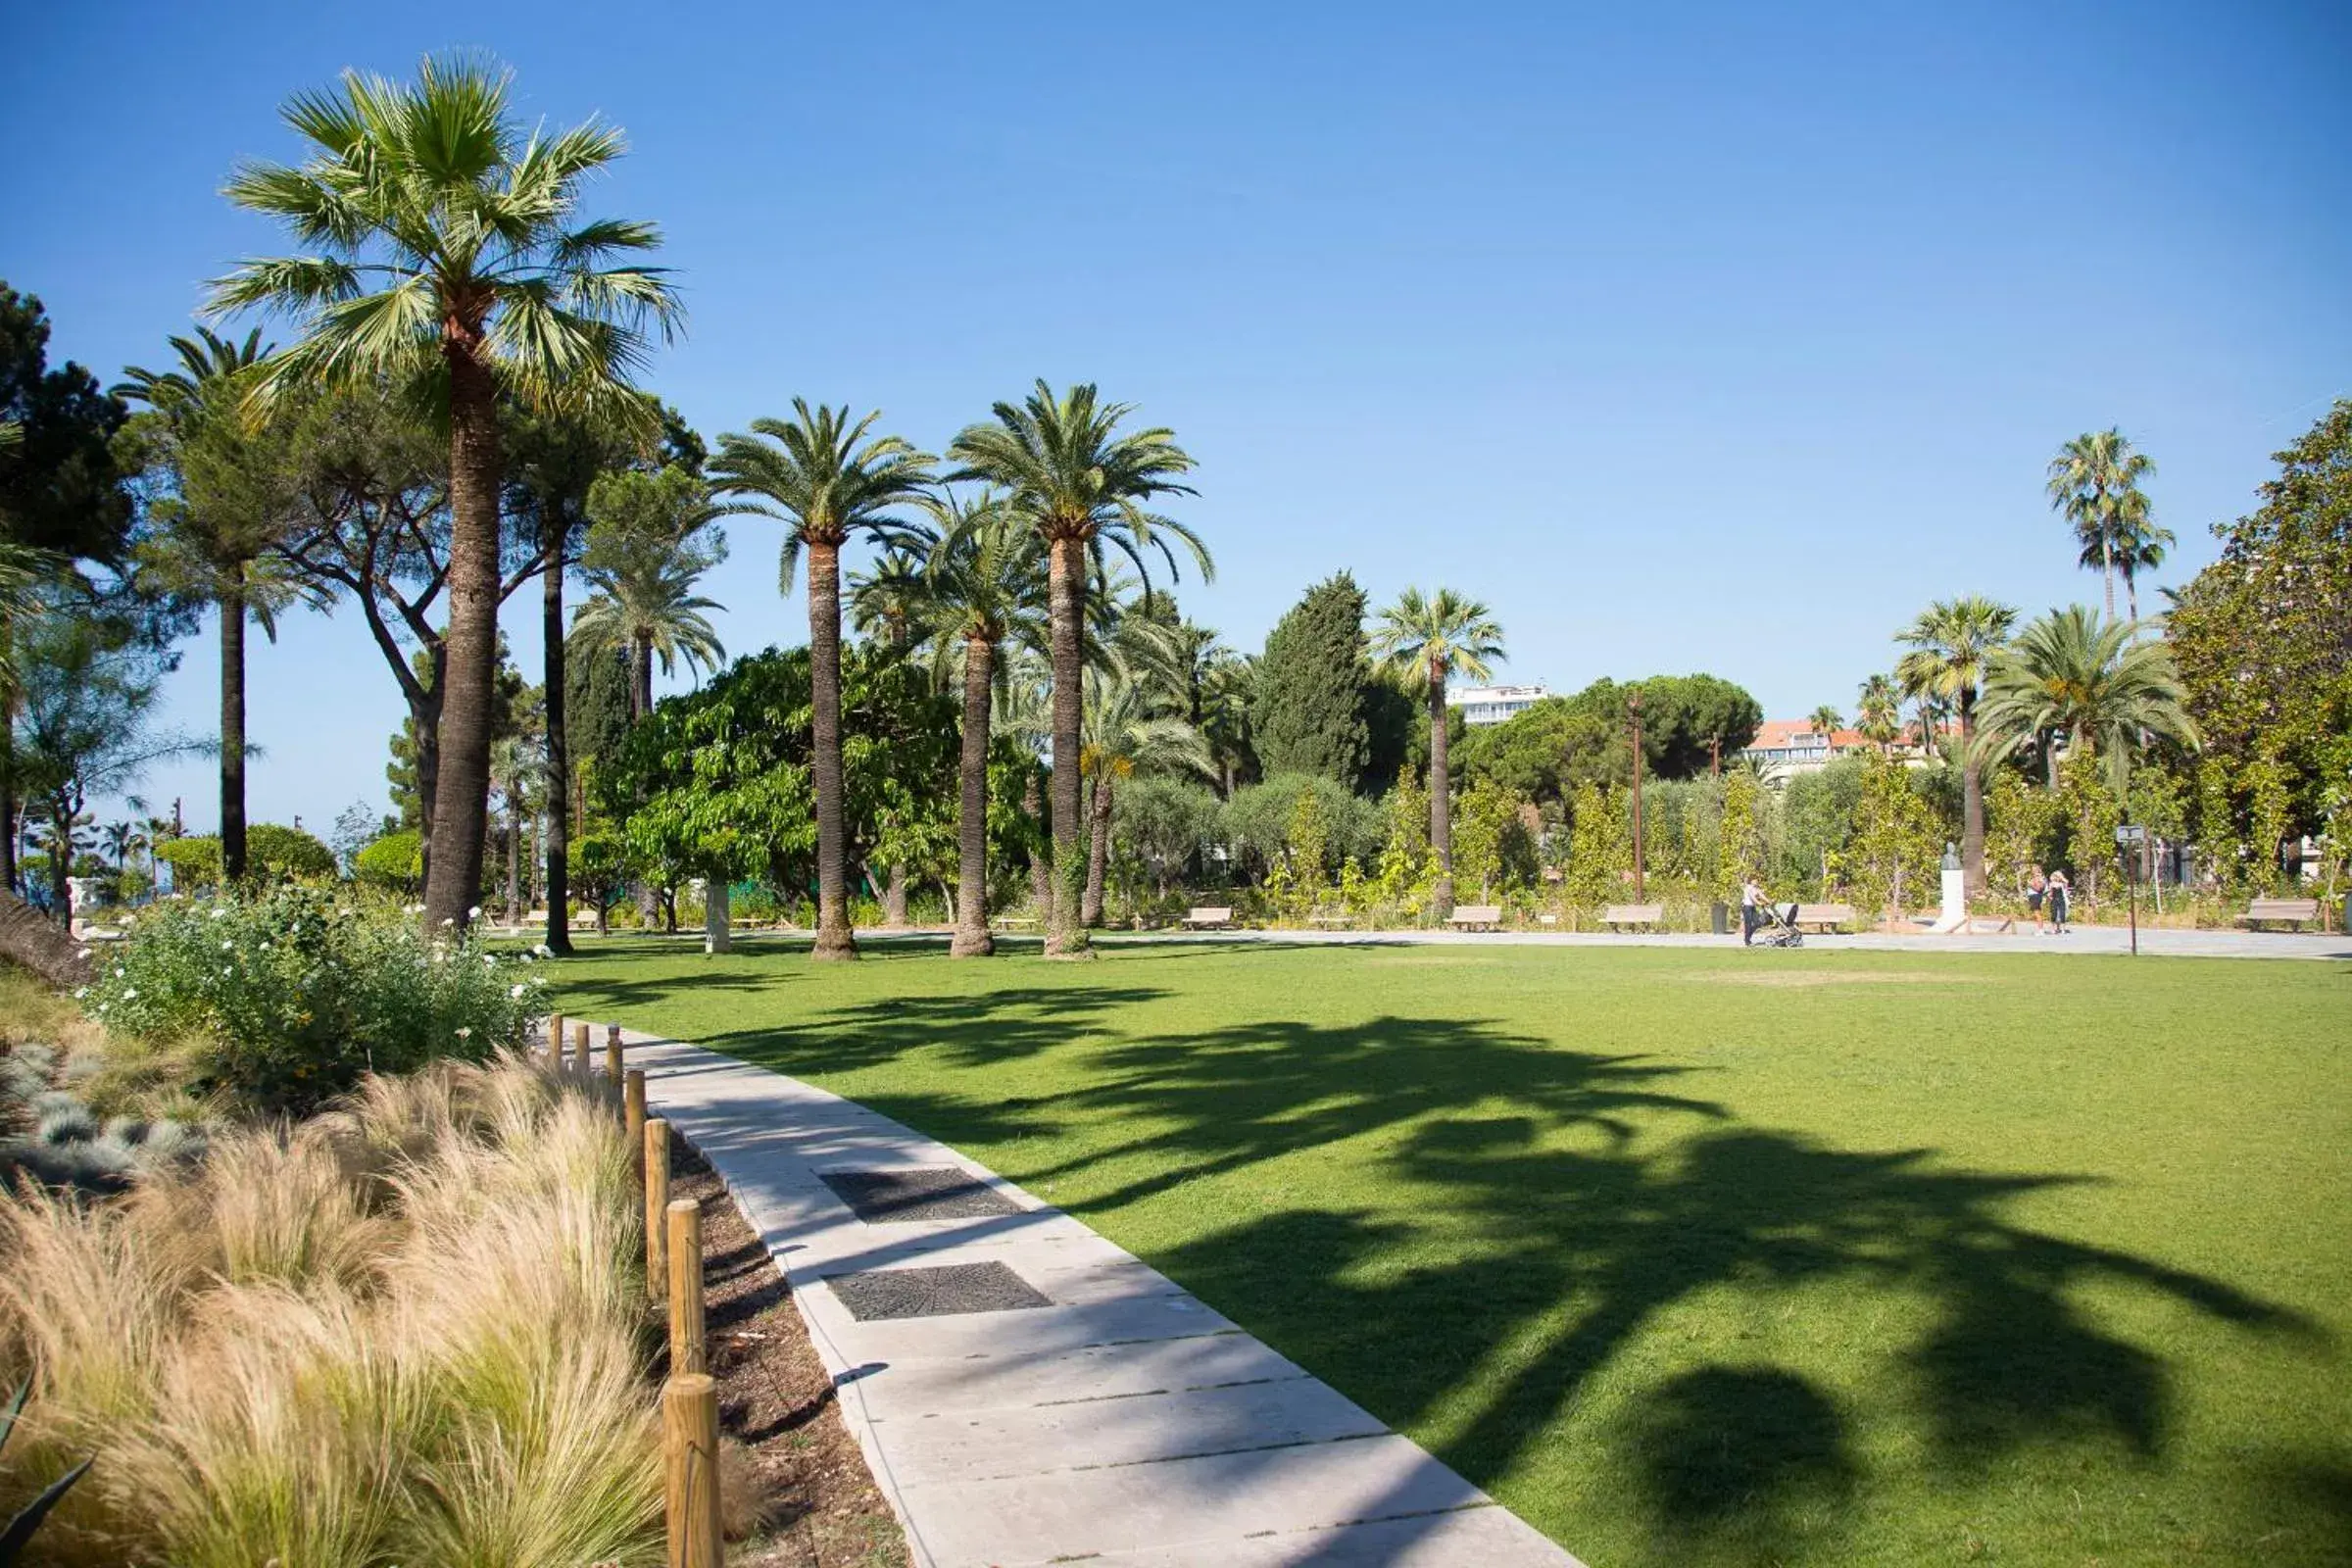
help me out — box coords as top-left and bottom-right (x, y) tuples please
(710, 402), (934, 959)
(906, 490), (1048, 956)
(1369, 588), (1503, 916)
(1972, 606), (2197, 794)
(575, 467), (727, 718)
(1080, 669), (1214, 926)
(2046, 429), (2156, 625)
(1807, 705), (1842, 748)
(1894, 596), (2016, 895)
(211, 53), (680, 932)
(1855, 674), (1901, 751)
(948, 382), (1206, 958)
(2107, 485), (2175, 625)
(117, 326), (315, 883)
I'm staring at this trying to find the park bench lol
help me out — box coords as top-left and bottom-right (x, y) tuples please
(1446, 904), (1503, 932)
(1181, 906), (1235, 930)
(1308, 910), (1354, 929)
(1793, 903), (1857, 933)
(1599, 904), (1664, 932)
(990, 914), (1039, 931)
(2237, 897), (2325, 932)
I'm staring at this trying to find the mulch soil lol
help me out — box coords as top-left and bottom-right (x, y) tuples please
(670, 1143), (911, 1568)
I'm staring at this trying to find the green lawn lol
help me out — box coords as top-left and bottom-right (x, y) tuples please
(551, 936), (2351, 1567)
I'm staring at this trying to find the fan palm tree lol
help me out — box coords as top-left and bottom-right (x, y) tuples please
(1807, 705), (1842, 747)
(2107, 484), (2175, 625)
(1855, 674), (1901, 751)
(1971, 606), (2197, 794)
(949, 382), (1206, 958)
(1080, 669), (1214, 926)
(709, 402), (935, 959)
(210, 52), (681, 932)
(117, 326), (319, 883)
(1369, 588), (1504, 916)
(1894, 596), (2016, 895)
(2046, 429), (2156, 625)
(575, 467), (727, 718)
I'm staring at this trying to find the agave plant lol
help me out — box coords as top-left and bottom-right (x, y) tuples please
(0, 1381), (90, 1562)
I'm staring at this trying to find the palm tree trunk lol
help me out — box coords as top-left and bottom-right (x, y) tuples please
(807, 538), (858, 960)
(219, 572), (249, 884)
(422, 361), (502, 936)
(1428, 667), (1454, 916)
(505, 780), (520, 923)
(1024, 765), (1052, 922)
(542, 549), (573, 955)
(1045, 535), (1090, 957)
(952, 634), (995, 957)
(0, 884), (87, 988)
(0, 618), (18, 895)
(1084, 771), (1112, 927)
(2102, 539), (2116, 625)
(633, 635), (654, 721)
(1958, 698), (1985, 899)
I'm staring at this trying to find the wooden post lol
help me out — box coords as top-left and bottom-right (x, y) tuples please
(572, 1019), (592, 1077)
(606, 1022), (625, 1084)
(662, 1372), (723, 1568)
(645, 1117), (670, 1302)
(666, 1198), (706, 1375)
(625, 1070), (648, 1176)
(547, 1013), (566, 1070)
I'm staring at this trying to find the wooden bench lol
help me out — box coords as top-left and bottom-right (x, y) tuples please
(990, 914), (1039, 931)
(2237, 897), (2325, 932)
(1446, 904), (1503, 932)
(1308, 911), (1354, 929)
(1792, 903), (1857, 933)
(1181, 906), (1235, 930)
(1599, 904), (1664, 932)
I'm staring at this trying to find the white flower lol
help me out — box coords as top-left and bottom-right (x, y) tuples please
(113, 966), (124, 978)
(467, 906), (481, 920)
(73, 987), (88, 1000)
(405, 903), (424, 915)
(122, 988), (137, 1000)
(440, 917), (456, 929)
(482, 956), (497, 968)
(260, 942), (272, 952)
(337, 906), (353, 918)
(222, 966), (233, 976)
(454, 1026), (472, 1040)
(209, 908), (228, 920)
(510, 984), (527, 1000)
(533, 944), (552, 958)
(221, 940), (233, 952)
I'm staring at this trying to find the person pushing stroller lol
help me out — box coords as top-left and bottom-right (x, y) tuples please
(1740, 875), (1803, 948)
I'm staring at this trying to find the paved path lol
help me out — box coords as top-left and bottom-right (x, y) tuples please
(619, 1028), (1582, 1568)
(1087, 926), (2352, 960)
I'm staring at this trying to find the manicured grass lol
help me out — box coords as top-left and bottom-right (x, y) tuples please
(551, 936), (2351, 1567)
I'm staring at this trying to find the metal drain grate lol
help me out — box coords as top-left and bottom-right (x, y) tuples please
(827, 1261), (1051, 1320)
(819, 1167), (1021, 1223)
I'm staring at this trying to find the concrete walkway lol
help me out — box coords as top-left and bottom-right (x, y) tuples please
(1089, 925), (2352, 960)
(619, 1028), (1583, 1568)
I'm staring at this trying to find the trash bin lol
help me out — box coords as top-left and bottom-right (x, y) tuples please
(1710, 901), (1729, 936)
(2341, 894), (2352, 937)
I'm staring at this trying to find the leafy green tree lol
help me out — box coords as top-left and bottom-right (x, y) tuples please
(1561, 780), (1632, 917)
(709, 403), (934, 959)
(1973, 606), (2197, 795)
(2047, 428), (2161, 624)
(1451, 777), (1535, 904)
(354, 829), (423, 894)
(949, 381), (1207, 958)
(1251, 572), (1372, 786)
(0, 283), (131, 565)
(214, 53), (681, 934)
(1628, 674), (1764, 776)
(1111, 775), (1219, 902)
(1081, 671), (1213, 925)
(574, 466), (727, 717)
(117, 327), (319, 882)
(1370, 588), (1504, 916)
(1840, 752), (1941, 920)
(2166, 401), (2352, 856)
(1717, 768), (1764, 902)
(1893, 596), (2017, 896)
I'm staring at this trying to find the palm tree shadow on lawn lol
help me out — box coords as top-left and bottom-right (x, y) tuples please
(735, 994), (2331, 1561)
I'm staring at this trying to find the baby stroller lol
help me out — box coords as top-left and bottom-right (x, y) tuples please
(1751, 900), (1804, 949)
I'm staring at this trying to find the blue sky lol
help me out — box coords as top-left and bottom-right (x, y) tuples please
(6, 0), (2347, 836)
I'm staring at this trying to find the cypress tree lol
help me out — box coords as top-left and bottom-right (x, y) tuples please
(1252, 572), (1372, 785)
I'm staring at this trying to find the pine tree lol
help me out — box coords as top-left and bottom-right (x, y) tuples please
(1252, 573), (1372, 785)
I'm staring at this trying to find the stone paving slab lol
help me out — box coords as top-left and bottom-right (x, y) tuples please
(612, 1028), (1585, 1568)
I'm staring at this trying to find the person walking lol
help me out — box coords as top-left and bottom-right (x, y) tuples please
(2046, 868), (2072, 934)
(2026, 864), (2048, 935)
(1740, 874), (1767, 947)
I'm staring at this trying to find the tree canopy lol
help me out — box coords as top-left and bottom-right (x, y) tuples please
(0, 284), (130, 564)
(1251, 572), (1372, 787)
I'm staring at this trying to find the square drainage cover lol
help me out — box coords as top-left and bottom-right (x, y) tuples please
(820, 1167), (1021, 1223)
(829, 1261), (1051, 1321)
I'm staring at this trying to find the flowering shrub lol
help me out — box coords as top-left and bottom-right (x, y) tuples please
(80, 887), (549, 1111)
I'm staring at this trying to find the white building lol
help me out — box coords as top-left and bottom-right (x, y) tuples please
(1446, 684), (1550, 726)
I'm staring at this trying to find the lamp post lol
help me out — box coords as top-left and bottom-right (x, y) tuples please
(1629, 691), (1645, 903)
(2116, 824), (2145, 956)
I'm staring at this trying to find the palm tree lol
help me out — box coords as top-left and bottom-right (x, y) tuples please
(2107, 485), (2175, 625)
(906, 490), (1048, 956)
(948, 382), (1206, 958)
(1894, 596), (2016, 895)
(1807, 705), (1842, 750)
(2046, 429), (2156, 625)
(710, 403), (934, 959)
(117, 326), (318, 883)
(1972, 607), (2197, 794)
(1369, 588), (1504, 917)
(574, 468), (728, 718)
(1855, 674), (1901, 751)
(100, 819), (145, 890)
(1080, 669), (1214, 926)
(211, 53), (680, 932)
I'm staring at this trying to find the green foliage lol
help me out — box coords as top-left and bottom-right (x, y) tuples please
(0, 282), (132, 564)
(1838, 753), (1941, 916)
(1562, 781), (1632, 912)
(79, 887), (547, 1112)
(1982, 766), (2062, 902)
(1287, 783), (1330, 891)
(149, 825), (333, 889)
(1368, 766), (1440, 912)
(1450, 778), (1537, 902)
(0, 1380), (91, 1560)
(1250, 572), (1372, 786)
(1220, 773), (1380, 885)
(154, 835), (222, 891)
(1717, 770), (1763, 900)
(1112, 776), (1220, 896)
(352, 831), (423, 893)
(1455, 672), (1763, 808)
